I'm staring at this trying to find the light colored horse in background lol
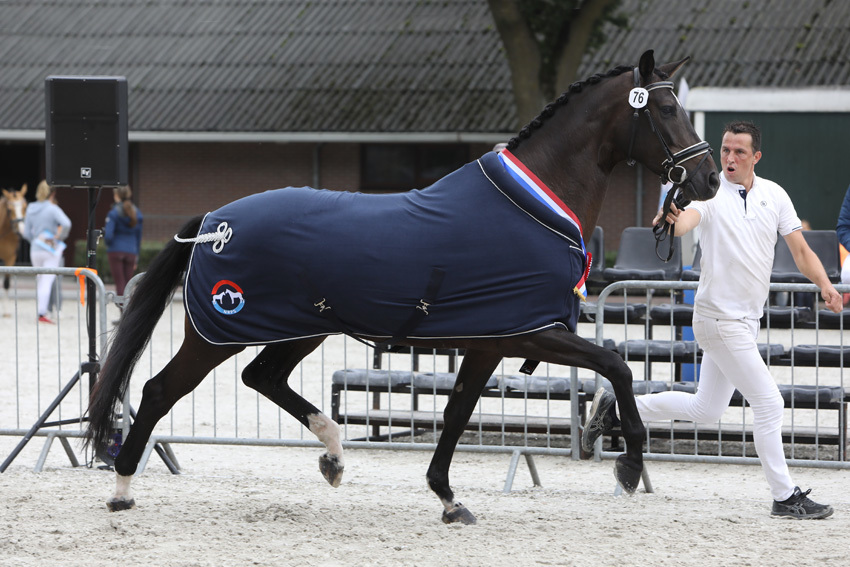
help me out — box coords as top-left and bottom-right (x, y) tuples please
(0, 184), (28, 316)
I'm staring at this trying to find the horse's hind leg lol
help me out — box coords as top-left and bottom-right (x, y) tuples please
(108, 323), (243, 510)
(240, 337), (344, 487)
(425, 348), (502, 525)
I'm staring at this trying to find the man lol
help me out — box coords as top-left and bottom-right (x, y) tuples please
(583, 121), (842, 519)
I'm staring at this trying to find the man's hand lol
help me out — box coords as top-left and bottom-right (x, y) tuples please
(822, 285), (843, 313)
(652, 202), (682, 227)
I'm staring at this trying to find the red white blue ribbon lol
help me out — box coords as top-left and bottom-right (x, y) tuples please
(498, 148), (591, 300)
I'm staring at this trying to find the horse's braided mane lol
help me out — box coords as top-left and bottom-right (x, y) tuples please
(507, 64), (669, 150)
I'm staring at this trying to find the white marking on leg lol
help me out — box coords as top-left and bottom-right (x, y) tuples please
(113, 473), (134, 502)
(429, 480), (458, 512)
(308, 413), (344, 466)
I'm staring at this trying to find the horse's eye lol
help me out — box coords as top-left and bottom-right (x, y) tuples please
(660, 105), (676, 116)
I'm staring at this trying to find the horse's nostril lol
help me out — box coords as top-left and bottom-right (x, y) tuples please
(708, 171), (720, 191)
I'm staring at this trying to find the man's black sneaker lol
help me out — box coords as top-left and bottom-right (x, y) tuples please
(581, 388), (618, 452)
(771, 487), (834, 519)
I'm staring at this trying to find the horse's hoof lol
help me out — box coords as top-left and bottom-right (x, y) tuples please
(441, 503), (477, 525)
(614, 454), (642, 495)
(106, 497), (136, 512)
(319, 453), (344, 488)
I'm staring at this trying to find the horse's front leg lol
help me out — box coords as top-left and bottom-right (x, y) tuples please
(425, 348), (502, 525)
(502, 329), (645, 493)
(605, 379), (645, 493)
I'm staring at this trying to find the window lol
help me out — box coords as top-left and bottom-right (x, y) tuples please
(360, 144), (470, 192)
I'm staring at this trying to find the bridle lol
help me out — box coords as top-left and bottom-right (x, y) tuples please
(624, 67), (713, 261)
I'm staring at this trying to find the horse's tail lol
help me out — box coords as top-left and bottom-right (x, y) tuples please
(85, 215), (204, 450)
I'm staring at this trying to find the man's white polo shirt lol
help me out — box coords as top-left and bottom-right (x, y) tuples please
(688, 171), (802, 320)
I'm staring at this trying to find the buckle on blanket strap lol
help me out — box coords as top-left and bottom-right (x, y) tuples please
(309, 267), (446, 352)
(379, 267), (446, 349)
(416, 299), (431, 315)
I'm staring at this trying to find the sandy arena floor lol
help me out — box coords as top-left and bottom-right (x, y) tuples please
(1, 284), (848, 566)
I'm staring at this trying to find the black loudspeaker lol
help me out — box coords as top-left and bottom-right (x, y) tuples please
(45, 76), (128, 187)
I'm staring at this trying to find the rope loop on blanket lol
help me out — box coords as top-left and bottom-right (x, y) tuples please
(174, 221), (232, 253)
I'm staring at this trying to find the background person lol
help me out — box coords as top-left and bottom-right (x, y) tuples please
(836, 184), (850, 253)
(104, 185), (143, 299)
(836, 184), (850, 297)
(23, 181), (71, 324)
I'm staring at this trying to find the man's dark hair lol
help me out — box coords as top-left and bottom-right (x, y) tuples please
(723, 120), (761, 153)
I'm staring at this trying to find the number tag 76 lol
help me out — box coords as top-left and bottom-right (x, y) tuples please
(629, 87), (649, 109)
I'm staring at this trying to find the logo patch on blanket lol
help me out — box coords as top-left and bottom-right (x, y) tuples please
(211, 280), (245, 315)
(183, 152), (589, 346)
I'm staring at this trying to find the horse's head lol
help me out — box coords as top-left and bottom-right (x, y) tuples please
(2, 184), (28, 236)
(618, 50), (719, 203)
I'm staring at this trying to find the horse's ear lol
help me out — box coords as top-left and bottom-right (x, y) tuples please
(638, 50), (655, 81)
(19, 183), (28, 196)
(658, 56), (690, 79)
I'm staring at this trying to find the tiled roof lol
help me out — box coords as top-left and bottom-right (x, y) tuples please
(578, 0), (850, 88)
(0, 0), (847, 137)
(0, 0), (513, 135)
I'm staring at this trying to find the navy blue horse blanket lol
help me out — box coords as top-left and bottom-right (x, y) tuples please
(183, 151), (588, 346)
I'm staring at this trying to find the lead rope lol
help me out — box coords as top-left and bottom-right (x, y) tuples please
(652, 186), (684, 262)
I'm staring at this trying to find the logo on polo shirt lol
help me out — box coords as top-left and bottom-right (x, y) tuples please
(211, 280), (245, 315)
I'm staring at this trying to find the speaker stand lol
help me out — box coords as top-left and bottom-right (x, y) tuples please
(0, 186), (177, 474)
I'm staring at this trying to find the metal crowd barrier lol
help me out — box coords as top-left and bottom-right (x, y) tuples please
(1, 267), (848, 488)
(593, 280), (849, 470)
(0, 266), (107, 472)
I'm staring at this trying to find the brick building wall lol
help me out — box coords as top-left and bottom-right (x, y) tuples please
(132, 140), (658, 263)
(137, 142), (360, 241)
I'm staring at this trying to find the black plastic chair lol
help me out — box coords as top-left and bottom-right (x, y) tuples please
(811, 309), (850, 330)
(602, 227), (683, 282)
(648, 302), (694, 327)
(681, 244), (701, 281)
(769, 230), (840, 323)
(771, 230), (841, 283)
(579, 300), (647, 324)
(650, 244), (701, 325)
(761, 305), (813, 328)
(586, 227), (682, 326)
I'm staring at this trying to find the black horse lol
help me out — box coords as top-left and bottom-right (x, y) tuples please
(86, 50), (719, 524)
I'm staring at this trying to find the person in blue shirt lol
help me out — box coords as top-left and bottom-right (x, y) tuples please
(837, 184), (850, 285)
(104, 186), (143, 298)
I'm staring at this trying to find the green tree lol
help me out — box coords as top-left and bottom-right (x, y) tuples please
(487, 0), (626, 126)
